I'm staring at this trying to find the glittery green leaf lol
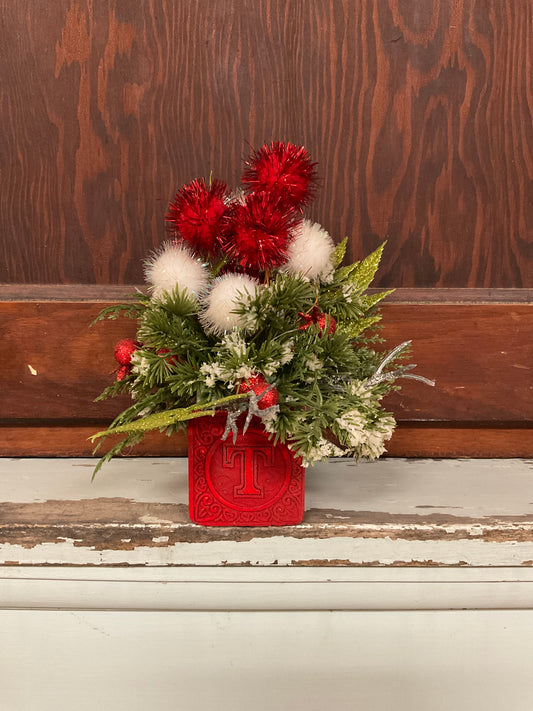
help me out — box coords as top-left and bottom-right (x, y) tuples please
(331, 237), (348, 268)
(347, 243), (386, 291)
(338, 315), (382, 339)
(90, 393), (248, 441)
(360, 289), (394, 312)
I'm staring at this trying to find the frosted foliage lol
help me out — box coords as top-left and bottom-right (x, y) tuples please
(144, 242), (208, 299)
(200, 273), (259, 335)
(282, 220), (335, 282)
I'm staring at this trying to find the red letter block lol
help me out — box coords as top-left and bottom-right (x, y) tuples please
(188, 413), (305, 526)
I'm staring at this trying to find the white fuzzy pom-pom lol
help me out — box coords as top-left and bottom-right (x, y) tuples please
(144, 242), (208, 300)
(200, 273), (259, 335)
(282, 219), (335, 282)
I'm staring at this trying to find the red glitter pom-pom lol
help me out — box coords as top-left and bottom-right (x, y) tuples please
(242, 141), (317, 209)
(238, 373), (279, 410)
(225, 191), (300, 272)
(299, 307), (337, 337)
(166, 178), (229, 256)
(114, 338), (139, 366)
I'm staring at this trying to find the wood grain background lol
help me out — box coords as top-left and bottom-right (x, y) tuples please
(0, 1), (531, 456)
(1, 0), (531, 287)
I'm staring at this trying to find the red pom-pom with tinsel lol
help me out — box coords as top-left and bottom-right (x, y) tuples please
(238, 373), (279, 410)
(242, 141), (317, 210)
(114, 339), (139, 366)
(298, 306), (337, 337)
(225, 191), (300, 272)
(166, 178), (228, 256)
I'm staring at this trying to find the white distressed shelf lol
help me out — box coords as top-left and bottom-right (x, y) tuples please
(3, 458), (533, 711)
(1, 457), (532, 569)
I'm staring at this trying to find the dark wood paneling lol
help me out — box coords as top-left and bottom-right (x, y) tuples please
(1, 1), (531, 288)
(1, 298), (531, 423)
(0, 424), (530, 459)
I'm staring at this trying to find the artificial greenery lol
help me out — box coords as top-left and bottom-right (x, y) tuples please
(91, 242), (417, 476)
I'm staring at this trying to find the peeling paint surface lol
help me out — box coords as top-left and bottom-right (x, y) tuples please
(1, 458), (533, 567)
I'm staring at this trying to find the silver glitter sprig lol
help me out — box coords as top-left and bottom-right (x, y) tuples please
(365, 341), (435, 389)
(221, 386), (280, 443)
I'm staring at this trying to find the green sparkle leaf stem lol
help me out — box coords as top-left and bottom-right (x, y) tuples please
(90, 392), (248, 441)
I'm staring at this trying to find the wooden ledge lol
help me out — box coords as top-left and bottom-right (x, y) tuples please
(1, 458), (532, 568)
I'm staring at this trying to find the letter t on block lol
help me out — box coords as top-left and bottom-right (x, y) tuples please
(223, 444), (273, 498)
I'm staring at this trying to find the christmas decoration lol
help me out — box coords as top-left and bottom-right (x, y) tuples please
(299, 306), (337, 336)
(189, 412), (304, 526)
(283, 219), (335, 282)
(144, 241), (208, 300)
(91, 141), (433, 526)
(114, 339), (138, 366)
(225, 191), (299, 271)
(199, 273), (259, 335)
(166, 178), (228, 256)
(238, 373), (279, 409)
(242, 141), (317, 209)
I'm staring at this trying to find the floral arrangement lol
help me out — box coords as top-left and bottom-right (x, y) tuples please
(91, 142), (431, 476)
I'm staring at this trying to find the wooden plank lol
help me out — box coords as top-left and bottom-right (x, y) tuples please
(2, 457), (533, 567)
(0, 425), (188, 458)
(1, 1), (531, 288)
(3, 567), (533, 611)
(1, 285), (532, 303)
(2, 609), (533, 711)
(380, 303), (533, 421)
(1, 300), (531, 423)
(386, 425), (532, 459)
(0, 424), (530, 459)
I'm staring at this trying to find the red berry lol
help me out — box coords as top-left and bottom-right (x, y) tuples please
(114, 339), (138, 366)
(237, 373), (266, 394)
(298, 307), (336, 337)
(116, 365), (131, 381)
(253, 381), (279, 409)
(157, 348), (180, 367)
(238, 373), (279, 409)
(316, 312), (337, 336)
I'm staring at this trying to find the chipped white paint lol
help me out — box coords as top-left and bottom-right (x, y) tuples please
(3, 534), (533, 568)
(27, 364), (37, 375)
(2, 458), (533, 567)
(3, 458), (533, 711)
